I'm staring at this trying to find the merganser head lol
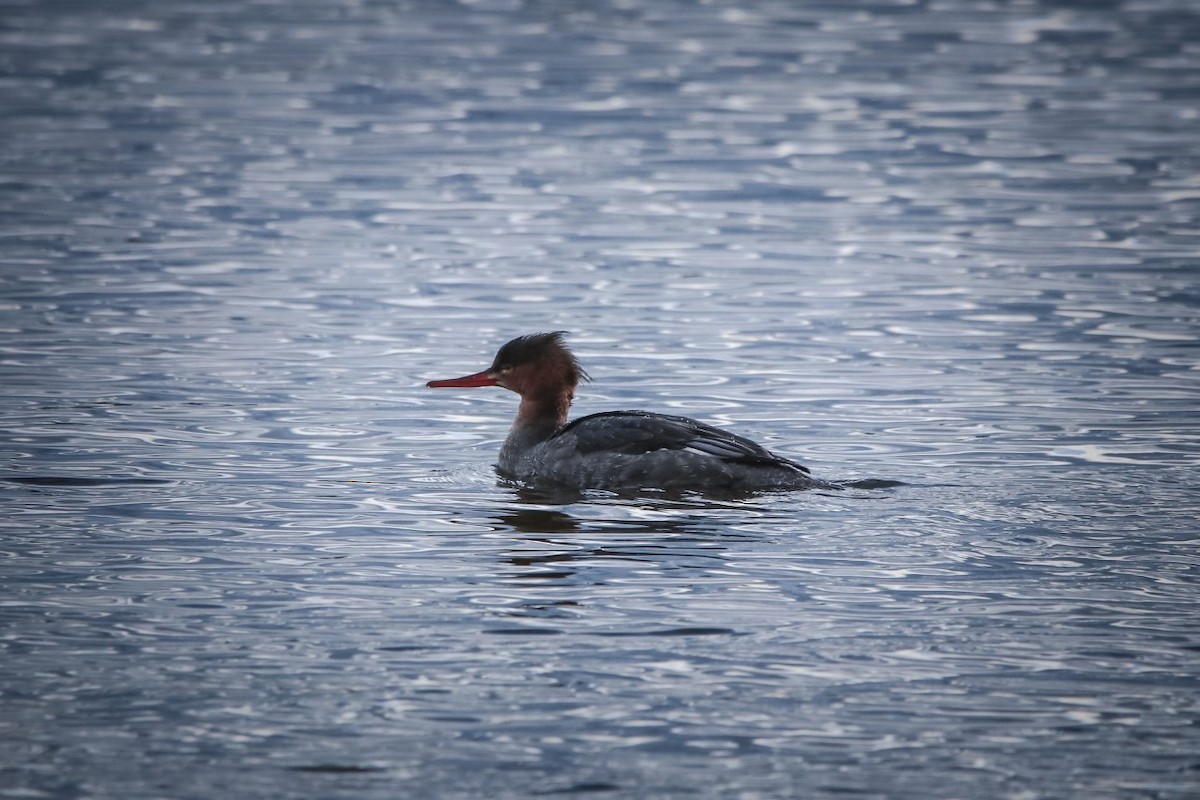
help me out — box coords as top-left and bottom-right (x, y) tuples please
(427, 332), (590, 397)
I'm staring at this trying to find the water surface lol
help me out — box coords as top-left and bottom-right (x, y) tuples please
(1, 1), (1198, 798)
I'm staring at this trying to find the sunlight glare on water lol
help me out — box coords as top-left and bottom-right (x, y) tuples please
(1, 0), (1198, 798)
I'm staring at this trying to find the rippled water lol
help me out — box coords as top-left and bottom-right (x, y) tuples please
(2, 0), (1198, 798)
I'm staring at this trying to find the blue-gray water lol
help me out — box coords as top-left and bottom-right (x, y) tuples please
(2, 1), (1198, 798)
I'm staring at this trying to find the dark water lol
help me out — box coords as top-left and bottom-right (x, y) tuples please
(2, 1), (1198, 798)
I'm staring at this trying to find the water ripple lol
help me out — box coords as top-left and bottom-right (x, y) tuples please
(2, 0), (1199, 797)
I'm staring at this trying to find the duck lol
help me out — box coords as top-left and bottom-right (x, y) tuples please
(426, 332), (839, 493)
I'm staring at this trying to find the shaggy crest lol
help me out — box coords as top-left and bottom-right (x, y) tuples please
(490, 332), (591, 386)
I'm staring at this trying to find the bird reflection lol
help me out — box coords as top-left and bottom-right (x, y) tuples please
(490, 491), (750, 591)
(475, 488), (783, 633)
(497, 506), (580, 534)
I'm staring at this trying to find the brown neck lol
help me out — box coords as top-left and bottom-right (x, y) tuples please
(515, 388), (572, 434)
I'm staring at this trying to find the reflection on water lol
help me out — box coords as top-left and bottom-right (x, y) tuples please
(2, 0), (1198, 797)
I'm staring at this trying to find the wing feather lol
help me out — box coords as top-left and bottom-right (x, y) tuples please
(553, 411), (810, 473)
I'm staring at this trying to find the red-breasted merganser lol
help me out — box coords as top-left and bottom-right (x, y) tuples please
(426, 332), (838, 493)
